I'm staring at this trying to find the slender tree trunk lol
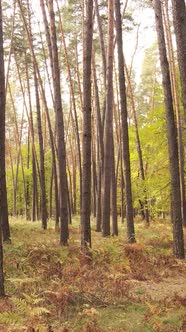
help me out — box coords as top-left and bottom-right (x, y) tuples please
(0, 227), (4, 296)
(49, 166), (53, 219)
(102, 0), (114, 237)
(25, 2), (40, 221)
(26, 133), (31, 220)
(39, 0), (54, 80)
(48, 0), (69, 245)
(92, 145), (97, 218)
(0, 0), (10, 243)
(72, 155), (77, 214)
(67, 160), (73, 215)
(32, 155), (37, 221)
(125, 61), (149, 225)
(111, 132), (118, 236)
(34, 67), (47, 229)
(153, 0), (184, 258)
(7, 137), (15, 215)
(171, 0), (186, 123)
(75, 40), (83, 112)
(0, 0), (6, 295)
(17, 0), (60, 229)
(96, 159), (102, 232)
(9, 86), (29, 218)
(56, 0), (83, 211)
(92, 51), (103, 232)
(94, 0), (106, 87)
(92, 50), (104, 164)
(81, 0), (93, 248)
(14, 55), (41, 220)
(163, 0), (186, 227)
(115, 0), (135, 242)
(120, 155), (126, 223)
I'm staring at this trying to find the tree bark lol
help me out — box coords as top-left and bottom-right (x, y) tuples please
(163, 0), (186, 227)
(102, 0), (114, 237)
(34, 66), (47, 229)
(48, 0), (69, 245)
(17, 0), (60, 228)
(153, 0), (184, 258)
(81, 0), (93, 248)
(56, 0), (83, 212)
(115, 0), (135, 242)
(0, 0), (6, 295)
(125, 61), (149, 225)
(171, 0), (186, 123)
(0, 0), (10, 242)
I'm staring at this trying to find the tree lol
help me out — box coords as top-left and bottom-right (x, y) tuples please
(81, 0), (93, 248)
(171, 0), (186, 123)
(163, 0), (186, 227)
(0, 0), (10, 242)
(102, 0), (114, 237)
(48, 0), (69, 245)
(115, 0), (135, 242)
(0, 0), (6, 296)
(125, 61), (150, 225)
(153, 0), (184, 258)
(34, 67), (47, 230)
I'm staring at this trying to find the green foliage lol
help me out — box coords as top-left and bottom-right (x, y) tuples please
(127, 43), (170, 217)
(0, 311), (23, 327)
(0, 293), (50, 329)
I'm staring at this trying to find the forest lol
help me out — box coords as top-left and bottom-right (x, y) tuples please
(0, 0), (186, 331)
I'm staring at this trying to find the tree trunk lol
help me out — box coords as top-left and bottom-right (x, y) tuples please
(56, 0), (83, 212)
(9, 86), (29, 218)
(111, 132), (118, 236)
(171, 0), (186, 123)
(92, 51), (104, 232)
(153, 0), (184, 258)
(0, 0), (10, 242)
(34, 66), (47, 229)
(125, 60), (149, 225)
(81, 0), (93, 248)
(17, 0), (60, 228)
(48, 0), (69, 245)
(94, 0), (106, 87)
(163, 0), (186, 227)
(115, 0), (135, 243)
(102, 0), (114, 237)
(0, 0), (6, 295)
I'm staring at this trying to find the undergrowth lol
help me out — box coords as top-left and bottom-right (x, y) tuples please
(0, 217), (185, 332)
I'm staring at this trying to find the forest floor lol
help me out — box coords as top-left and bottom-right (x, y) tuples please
(0, 217), (186, 332)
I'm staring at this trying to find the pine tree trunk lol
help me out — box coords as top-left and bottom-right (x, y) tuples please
(115, 0), (135, 242)
(0, 227), (4, 296)
(17, 0), (60, 229)
(8, 85), (28, 218)
(102, 0), (114, 237)
(171, 0), (186, 123)
(153, 0), (184, 258)
(0, 0), (10, 242)
(56, 0), (83, 212)
(125, 61), (149, 225)
(92, 52), (104, 232)
(163, 0), (186, 227)
(0, 0), (6, 295)
(48, 0), (69, 245)
(111, 132), (118, 236)
(81, 0), (93, 248)
(34, 67), (47, 229)
(94, 0), (106, 87)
